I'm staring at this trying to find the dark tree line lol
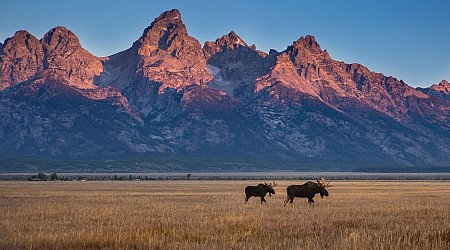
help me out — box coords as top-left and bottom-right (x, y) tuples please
(28, 172), (59, 181)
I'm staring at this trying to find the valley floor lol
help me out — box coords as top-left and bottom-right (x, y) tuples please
(1, 180), (449, 249)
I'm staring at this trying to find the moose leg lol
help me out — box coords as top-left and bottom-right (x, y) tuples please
(308, 198), (315, 206)
(260, 196), (267, 204)
(283, 197), (289, 206)
(284, 196), (294, 206)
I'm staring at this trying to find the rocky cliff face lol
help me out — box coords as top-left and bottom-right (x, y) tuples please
(0, 27), (102, 90)
(0, 26), (132, 107)
(203, 31), (273, 95)
(135, 9), (212, 90)
(98, 9), (212, 91)
(0, 26), (142, 158)
(98, 9), (212, 115)
(41, 26), (103, 89)
(0, 9), (449, 170)
(275, 35), (432, 121)
(0, 78), (147, 157)
(203, 31), (269, 81)
(417, 80), (450, 100)
(0, 30), (44, 90)
(239, 34), (449, 166)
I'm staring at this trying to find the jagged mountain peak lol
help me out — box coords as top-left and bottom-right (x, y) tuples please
(0, 26), (102, 90)
(203, 30), (269, 60)
(422, 79), (450, 91)
(11, 30), (34, 39)
(44, 26), (76, 37)
(417, 79), (450, 100)
(205, 30), (249, 51)
(435, 80), (450, 95)
(39, 26), (102, 89)
(42, 26), (81, 49)
(157, 8), (182, 20)
(0, 30), (43, 90)
(203, 30), (270, 88)
(1, 9), (449, 170)
(7, 30), (33, 41)
(439, 79), (449, 86)
(2, 30), (41, 52)
(224, 30), (248, 47)
(100, 9), (212, 98)
(293, 35), (321, 49)
(286, 35), (329, 60)
(138, 9), (187, 51)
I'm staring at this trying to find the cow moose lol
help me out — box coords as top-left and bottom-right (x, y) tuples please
(284, 177), (331, 206)
(244, 182), (277, 204)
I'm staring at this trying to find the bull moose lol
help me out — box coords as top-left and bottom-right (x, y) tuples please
(284, 177), (331, 206)
(244, 182), (277, 204)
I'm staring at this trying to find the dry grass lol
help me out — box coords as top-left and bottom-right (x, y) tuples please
(0, 180), (449, 249)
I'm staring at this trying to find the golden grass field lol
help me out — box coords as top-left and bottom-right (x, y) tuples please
(0, 180), (449, 249)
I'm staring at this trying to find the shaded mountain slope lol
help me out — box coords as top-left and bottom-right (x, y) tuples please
(0, 9), (449, 171)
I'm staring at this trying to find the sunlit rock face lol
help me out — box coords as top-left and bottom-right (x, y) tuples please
(0, 27), (103, 90)
(417, 80), (450, 100)
(0, 9), (449, 171)
(99, 9), (212, 92)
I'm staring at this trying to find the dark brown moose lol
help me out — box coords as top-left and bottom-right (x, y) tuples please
(284, 177), (331, 206)
(244, 182), (277, 204)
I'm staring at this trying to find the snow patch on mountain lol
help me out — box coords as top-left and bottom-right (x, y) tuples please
(206, 64), (239, 95)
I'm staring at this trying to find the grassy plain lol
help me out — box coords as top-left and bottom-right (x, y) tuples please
(0, 180), (449, 249)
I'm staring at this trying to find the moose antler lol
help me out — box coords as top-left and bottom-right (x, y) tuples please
(272, 182), (278, 187)
(317, 176), (332, 187)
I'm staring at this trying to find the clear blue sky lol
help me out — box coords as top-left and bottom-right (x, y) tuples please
(1, 0), (449, 87)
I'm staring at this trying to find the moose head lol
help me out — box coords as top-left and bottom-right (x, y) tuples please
(264, 182), (278, 197)
(316, 176), (331, 198)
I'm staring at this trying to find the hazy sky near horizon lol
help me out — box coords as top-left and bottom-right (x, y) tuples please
(1, 0), (449, 87)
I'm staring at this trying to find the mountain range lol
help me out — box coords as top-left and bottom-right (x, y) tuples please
(1, 9), (449, 172)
